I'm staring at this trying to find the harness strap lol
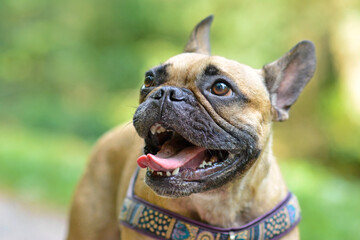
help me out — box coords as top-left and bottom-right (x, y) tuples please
(119, 169), (301, 240)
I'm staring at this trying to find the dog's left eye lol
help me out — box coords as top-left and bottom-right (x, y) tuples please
(211, 82), (232, 96)
(144, 74), (155, 88)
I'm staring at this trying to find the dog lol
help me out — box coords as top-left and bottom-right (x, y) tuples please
(67, 15), (316, 240)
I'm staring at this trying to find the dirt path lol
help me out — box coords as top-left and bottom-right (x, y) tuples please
(0, 193), (67, 240)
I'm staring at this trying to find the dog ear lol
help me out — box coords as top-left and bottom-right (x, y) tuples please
(263, 40), (316, 121)
(184, 15), (214, 55)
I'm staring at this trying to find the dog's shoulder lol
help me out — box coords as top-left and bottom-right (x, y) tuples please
(87, 123), (143, 169)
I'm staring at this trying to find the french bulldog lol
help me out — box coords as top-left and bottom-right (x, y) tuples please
(67, 15), (316, 240)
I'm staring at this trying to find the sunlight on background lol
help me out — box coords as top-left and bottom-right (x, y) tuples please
(0, 0), (359, 239)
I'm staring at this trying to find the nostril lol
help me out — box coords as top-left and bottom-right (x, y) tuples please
(169, 89), (185, 101)
(150, 87), (187, 102)
(151, 89), (164, 100)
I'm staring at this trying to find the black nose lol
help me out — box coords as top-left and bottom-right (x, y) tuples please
(151, 86), (187, 102)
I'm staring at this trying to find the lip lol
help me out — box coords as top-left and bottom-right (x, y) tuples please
(143, 151), (252, 197)
(142, 149), (233, 181)
(156, 154), (236, 181)
(134, 116), (260, 197)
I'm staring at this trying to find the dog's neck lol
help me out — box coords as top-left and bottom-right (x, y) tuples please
(134, 133), (288, 228)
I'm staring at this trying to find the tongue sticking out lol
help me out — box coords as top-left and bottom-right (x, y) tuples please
(137, 146), (206, 171)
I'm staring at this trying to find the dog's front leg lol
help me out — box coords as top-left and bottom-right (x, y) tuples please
(67, 140), (121, 240)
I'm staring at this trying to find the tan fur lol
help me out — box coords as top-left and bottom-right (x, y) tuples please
(67, 52), (302, 240)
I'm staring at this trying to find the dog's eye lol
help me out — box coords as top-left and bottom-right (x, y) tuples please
(211, 82), (232, 96)
(144, 74), (155, 88)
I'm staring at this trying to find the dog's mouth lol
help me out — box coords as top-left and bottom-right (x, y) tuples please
(137, 123), (231, 181)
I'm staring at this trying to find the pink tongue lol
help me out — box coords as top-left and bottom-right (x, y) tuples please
(137, 146), (206, 171)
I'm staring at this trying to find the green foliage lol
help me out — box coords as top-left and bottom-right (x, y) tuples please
(0, 125), (89, 205)
(281, 160), (360, 239)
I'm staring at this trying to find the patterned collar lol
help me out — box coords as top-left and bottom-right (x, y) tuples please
(119, 169), (301, 240)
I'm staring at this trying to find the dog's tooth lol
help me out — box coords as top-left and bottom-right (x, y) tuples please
(205, 162), (212, 166)
(157, 172), (163, 176)
(150, 125), (157, 135)
(199, 161), (205, 169)
(210, 155), (217, 163)
(155, 125), (167, 134)
(172, 168), (179, 175)
(166, 171), (171, 177)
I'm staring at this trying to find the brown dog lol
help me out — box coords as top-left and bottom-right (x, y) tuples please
(67, 16), (316, 240)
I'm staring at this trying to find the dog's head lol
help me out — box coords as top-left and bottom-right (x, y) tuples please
(133, 16), (316, 197)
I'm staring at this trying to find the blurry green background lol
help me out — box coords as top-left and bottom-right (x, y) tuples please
(1, 0), (360, 239)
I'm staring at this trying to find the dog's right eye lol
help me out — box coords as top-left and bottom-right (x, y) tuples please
(144, 74), (155, 88)
(211, 81), (232, 96)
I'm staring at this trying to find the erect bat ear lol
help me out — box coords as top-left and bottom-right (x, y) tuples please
(184, 15), (214, 55)
(263, 40), (317, 121)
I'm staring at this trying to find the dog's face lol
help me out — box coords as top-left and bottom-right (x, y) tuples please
(133, 16), (316, 197)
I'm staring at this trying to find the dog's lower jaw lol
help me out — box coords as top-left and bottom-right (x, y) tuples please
(135, 133), (290, 229)
(189, 134), (288, 228)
